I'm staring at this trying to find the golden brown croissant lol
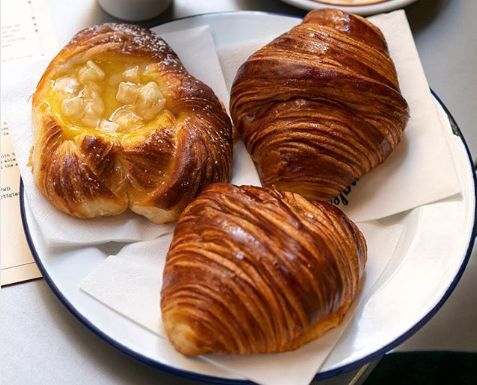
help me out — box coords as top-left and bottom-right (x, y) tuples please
(230, 8), (409, 201)
(31, 24), (232, 223)
(161, 183), (367, 355)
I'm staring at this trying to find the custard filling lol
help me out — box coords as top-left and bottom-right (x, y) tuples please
(49, 60), (167, 136)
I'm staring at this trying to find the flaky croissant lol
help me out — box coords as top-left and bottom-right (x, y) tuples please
(230, 8), (409, 201)
(161, 184), (366, 355)
(31, 24), (232, 223)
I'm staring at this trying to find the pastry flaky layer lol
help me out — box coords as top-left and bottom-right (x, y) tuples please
(230, 8), (409, 201)
(161, 184), (367, 355)
(31, 23), (232, 223)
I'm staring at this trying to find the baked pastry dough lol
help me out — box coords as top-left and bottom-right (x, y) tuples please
(161, 184), (366, 355)
(31, 24), (232, 222)
(230, 8), (409, 201)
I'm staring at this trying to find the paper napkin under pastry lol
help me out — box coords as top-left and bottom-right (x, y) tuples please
(217, 10), (461, 222)
(1, 26), (236, 246)
(81, 222), (402, 385)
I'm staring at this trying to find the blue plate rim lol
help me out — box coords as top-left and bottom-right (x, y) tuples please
(19, 10), (477, 384)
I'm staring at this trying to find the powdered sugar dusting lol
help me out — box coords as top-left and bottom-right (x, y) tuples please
(69, 23), (182, 67)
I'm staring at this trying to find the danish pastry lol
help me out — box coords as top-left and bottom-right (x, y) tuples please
(31, 24), (232, 222)
(161, 183), (367, 355)
(230, 8), (409, 201)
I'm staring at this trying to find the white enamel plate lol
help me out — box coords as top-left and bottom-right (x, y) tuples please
(21, 12), (476, 384)
(278, 0), (419, 16)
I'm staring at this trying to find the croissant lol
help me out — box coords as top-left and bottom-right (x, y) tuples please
(230, 8), (409, 201)
(31, 24), (232, 223)
(161, 183), (367, 355)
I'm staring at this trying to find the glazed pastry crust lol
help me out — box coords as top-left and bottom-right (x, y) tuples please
(230, 8), (409, 201)
(161, 184), (367, 355)
(32, 24), (232, 222)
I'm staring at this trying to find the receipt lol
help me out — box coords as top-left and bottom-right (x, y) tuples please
(1, 0), (57, 285)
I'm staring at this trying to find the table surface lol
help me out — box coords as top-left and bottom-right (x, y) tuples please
(2, 1), (477, 384)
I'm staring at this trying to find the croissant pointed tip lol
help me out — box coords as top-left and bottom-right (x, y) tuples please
(163, 317), (206, 356)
